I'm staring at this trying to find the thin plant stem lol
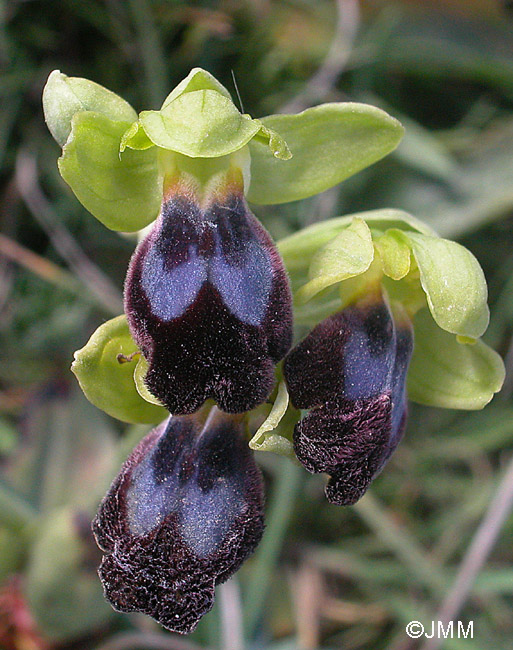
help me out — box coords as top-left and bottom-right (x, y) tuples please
(420, 454), (513, 650)
(244, 458), (303, 639)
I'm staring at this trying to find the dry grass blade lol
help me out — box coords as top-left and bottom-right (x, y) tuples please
(14, 150), (123, 315)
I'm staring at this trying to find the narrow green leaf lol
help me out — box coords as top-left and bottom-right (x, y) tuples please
(407, 232), (489, 339)
(43, 70), (137, 147)
(58, 111), (161, 232)
(249, 382), (294, 458)
(407, 309), (504, 409)
(296, 218), (374, 304)
(375, 229), (411, 280)
(247, 103), (404, 205)
(71, 315), (168, 424)
(139, 89), (261, 158)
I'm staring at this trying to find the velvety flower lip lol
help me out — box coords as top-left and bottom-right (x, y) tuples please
(284, 295), (414, 505)
(124, 186), (293, 415)
(92, 406), (265, 634)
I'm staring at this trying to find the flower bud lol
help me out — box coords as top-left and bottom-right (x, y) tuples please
(284, 295), (413, 505)
(125, 180), (292, 415)
(92, 407), (264, 634)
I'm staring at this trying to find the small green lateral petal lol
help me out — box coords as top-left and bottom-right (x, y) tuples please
(120, 121), (155, 151)
(278, 208), (436, 275)
(407, 309), (505, 410)
(43, 70), (137, 147)
(247, 103), (404, 205)
(249, 382), (295, 459)
(252, 120), (292, 160)
(58, 112), (161, 232)
(139, 89), (261, 158)
(161, 67), (232, 107)
(375, 229), (411, 280)
(296, 217), (374, 304)
(406, 233), (490, 339)
(71, 315), (168, 424)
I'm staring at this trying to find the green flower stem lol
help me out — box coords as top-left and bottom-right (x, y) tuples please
(0, 479), (37, 534)
(127, 0), (167, 108)
(244, 458), (303, 639)
(353, 492), (447, 598)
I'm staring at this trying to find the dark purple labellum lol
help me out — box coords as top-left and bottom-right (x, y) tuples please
(124, 188), (292, 415)
(92, 407), (264, 634)
(284, 297), (414, 506)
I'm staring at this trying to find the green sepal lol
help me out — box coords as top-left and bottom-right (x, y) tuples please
(120, 120), (155, 151)
(296, 217), (374, 304)
(71, 315), (168, 424)
(278, 208), (436, 275)
(161, 67), (232, 107)
(139, 89), (262, 158)
(247, 103), (404, 205)
(249, 382), (296, 459)
(375, 229), (411, 280)
(43, 70), (137, 147)
(406, 232), (489, 339)
(407, 309), (505, 410)
(58, 111), (161, 232)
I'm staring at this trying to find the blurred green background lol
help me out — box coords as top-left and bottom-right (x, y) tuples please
(1, 1), (513, 649)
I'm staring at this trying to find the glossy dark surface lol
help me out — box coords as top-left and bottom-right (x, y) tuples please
(125, 193), (292, 415)
(93, 409), (264, 633)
